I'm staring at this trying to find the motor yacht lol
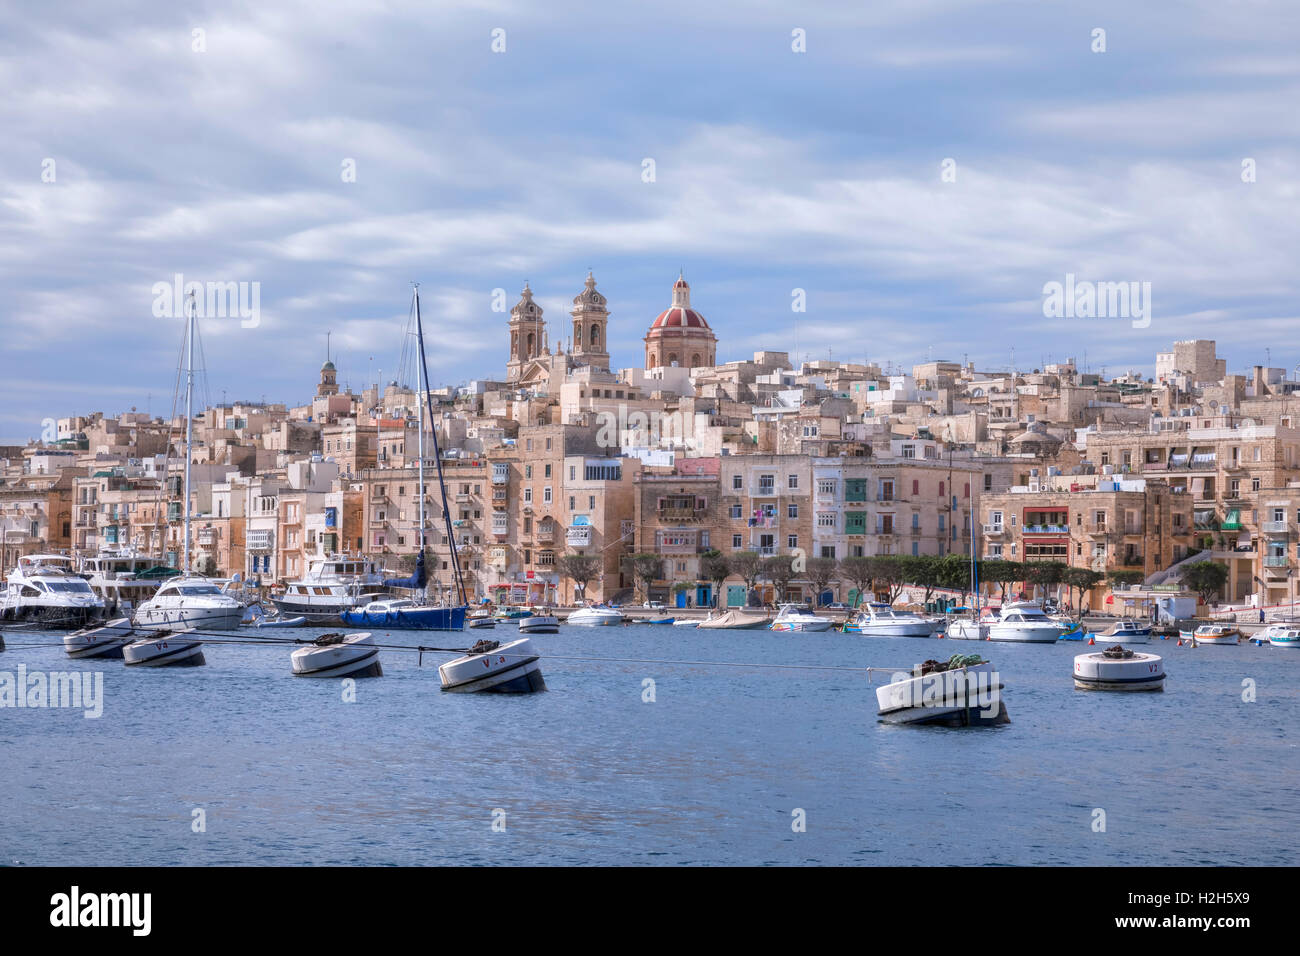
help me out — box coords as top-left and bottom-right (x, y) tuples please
(0, 554), (105, 627)
(986, 601), (1064, 643)
(769, 604), (833, 632)
(134, 576), (245, 631)
(844, 603), (937, 638)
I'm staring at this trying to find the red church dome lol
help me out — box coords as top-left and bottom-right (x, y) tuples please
(649, 306), (710, 330)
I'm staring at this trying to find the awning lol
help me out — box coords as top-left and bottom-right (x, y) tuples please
(1222, 509), (1242, 530)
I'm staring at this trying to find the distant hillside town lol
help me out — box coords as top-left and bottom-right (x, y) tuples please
(4, 275), (1297, 612)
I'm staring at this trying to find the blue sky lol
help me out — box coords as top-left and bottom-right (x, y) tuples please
(2, 0), (1298, 441)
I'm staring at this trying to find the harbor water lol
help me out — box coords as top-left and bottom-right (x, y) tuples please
(2, 624), (1297, 865)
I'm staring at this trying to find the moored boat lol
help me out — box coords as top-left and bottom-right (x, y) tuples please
(134, 576), (245, 631)
(1193, 623), (1241, 645)
(340, 597), (466, 631)
(1099, 619), (1152, 643)
(945, 615), (989, 641)
(567, 605), (625, 627)
(844, 603), (937, 638)
(290, 632), (382, 678)
(1269, 626), (1300, 648)
(874, 654), (1008, 726)
(122, 628), (205, 667)
(696, 609), (771, 630)
(439, 637), (546, 693)
(769, 604), (833, 632)
(64, 617), (136, 659)
(0, 554), (106, 628)
(518, 614), (559, 634)
(1073, 645), (1165, 691)
(986, 602), (1062, 643)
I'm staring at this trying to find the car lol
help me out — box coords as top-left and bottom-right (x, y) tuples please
(825, 602), (850, 610)
(642, 600), (665, 610)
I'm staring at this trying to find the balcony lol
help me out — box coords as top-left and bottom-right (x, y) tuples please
(1263, 520), (1290, 534)
(197, 528), (217, 546)
(455, 494), (471, 503)
(566, 527), (592, 547)
(982, 524), (1005, 535)
(536, 526), (556, 544)
(491, 470), (509, 485)
(753, 484), (778, 498)
(1264, 555), (1290, 568)
(1025, 524), (1070, 534)
(658, 506), (699, 520)
(1087, 523), (1110, 536)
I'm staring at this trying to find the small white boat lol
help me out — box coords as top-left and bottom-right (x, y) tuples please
(439, 637), (546, 693)
(945, 616), (989, 641)
(672, 618), (701, 628)
(875, 655), (1008, 726)
(122, 628), (205, 667)
(769, 604), (833, 632)
(518, 614), (559, 634)
(1193, 623), (1241, 645)
(844, 603), (936, 638)
(1270, 627), (1300, 648)
(467, 614), (497, 630)
(1074, 645), (1165, 691)
(1100, 619), (1152, 644)
(290, 632), (382, 678)
(64, 618), (136, 659)
(567, 605), (625, 627)
(134, 576), (244, 631)
(986, 602), (1062, 643)
(696, 609), (772, 630)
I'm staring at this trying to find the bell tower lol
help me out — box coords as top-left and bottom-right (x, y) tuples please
(570, 271), (610, 370)
(506, 283), (546, 382)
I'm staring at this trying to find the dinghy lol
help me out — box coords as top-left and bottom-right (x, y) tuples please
(64, 618), (136, 659)
(439, 638), (546, 693)
(1073, 645), (1165, 691)
(874, 654), (1008, 726)
(122, 628), (205, 667)
(696, 609), (771, 630)
(254, 614), (308, 628)
(290, 632), (382, 678)
(518, 614), (559, 634)
(672, 618), (700, 628)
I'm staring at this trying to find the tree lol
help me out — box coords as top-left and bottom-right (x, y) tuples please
(1180, 560), (1228, 606)
(1023, 561), (1067, 606)
(870, 555), (907, 603)
(803, 556), (839, 607)
(1107, 569), (1144, 589)
(700, 550), (730, 608)
(902, 554), (943, 605)
(194, 554), (218, 577)
(982, 559), (1023, 604)
(937, 553), (975, 606)
(837, 555), (874, 607)
(1063, 567), (1105, 615)
(728, 550), (763, 604)
(760, 554), (797, 605)
(622, 553), (665, 603)
(557, 553), (601, 604)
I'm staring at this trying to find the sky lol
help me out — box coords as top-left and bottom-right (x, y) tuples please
(2, 0), (1298, 442)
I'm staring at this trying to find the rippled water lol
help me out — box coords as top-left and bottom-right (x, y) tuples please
(2, 623), (1297, 866)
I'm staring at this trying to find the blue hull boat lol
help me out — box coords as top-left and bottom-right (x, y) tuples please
(340, 604), (467, 631)
(255, 615), (308, 628)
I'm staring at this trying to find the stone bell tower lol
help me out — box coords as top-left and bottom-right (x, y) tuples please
(506, 283), (546, 383)
(570, 271), (610, 371)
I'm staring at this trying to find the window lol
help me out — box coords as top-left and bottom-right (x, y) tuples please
(525, 465), (533, 479)
(820, 546), (836, 559)
(788, 474), (798, 489)
(730, 504), (742, 518)
(758, 475), (775, 495)
(817, 512), (836, 528)
(732, 534), (742, 549)
(543, 487), (552, 504)
(732, 475), (743, 490)
(546, 438), (552, 451)
(544, 464), (552, 478)
(569, 496), (576, 510)
(524, 488), (533, 503)
(817, 479), (836, 496)
(589, 496), (595, 510)
(569, 466), (576, 481)
(1252, 477), (1261, 492)
(788, 535), (798, 549)
(787, 503), (798, 519)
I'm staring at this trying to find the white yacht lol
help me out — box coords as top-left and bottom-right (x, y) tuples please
(272, 555), (386, 623)
(80, 548), (162, 615)
(1269, 626), (1300, 648)
(134, 576), (245, 631)
(987, 602), (1063, 643)
(844, 603), (937, 638)
(0, 554), (105, 627)
(769, 604), (833, 632)
(946, 614), (990, 641)
(567, 605), (625, 627)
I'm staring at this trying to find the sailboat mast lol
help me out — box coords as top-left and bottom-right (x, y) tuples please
(415, 288), (426, 556)
(183, 290), (195, 574)
(412, 288), (466, 606)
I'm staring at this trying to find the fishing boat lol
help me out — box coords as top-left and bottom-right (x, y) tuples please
(1193, 623), (1241, 645)
(439, 638), (546, 693)
(986, 602), (1063, 643)
(63, 618), (137, 659)
(0, 554), (106, 627)
(874, 654), (1008, 726)
(844, 603), (937, 638)
(290, 632), (382, 678)
(769, 604), (833, 632)
(518, 614), (559, 634)
(340, 286), (470, 631)
(567, 605), (625, 627)
(696, 608), (771, 630)
(1073, 645), (1165, 691)
(122, 627), (205, 667)
(1269, 626), (1300, 648)
(1099, 619), (1152, 643)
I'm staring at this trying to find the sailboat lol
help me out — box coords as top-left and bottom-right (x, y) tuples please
(947, 510), (989, 640)
(126, 291), (238, 666)
(341, 285), (468, 631)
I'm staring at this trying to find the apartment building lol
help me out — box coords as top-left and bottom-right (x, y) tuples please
(633, 458), (722, 607)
